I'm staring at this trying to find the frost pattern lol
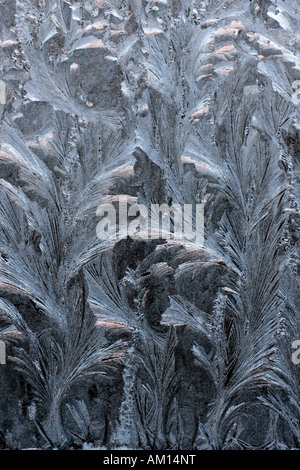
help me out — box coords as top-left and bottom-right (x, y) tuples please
(0, 0), (299, 450)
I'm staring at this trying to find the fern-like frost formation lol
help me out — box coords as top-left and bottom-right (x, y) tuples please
(0, 0), (299, 450)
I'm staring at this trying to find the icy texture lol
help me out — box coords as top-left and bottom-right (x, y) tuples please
(0, 0), (299, 450)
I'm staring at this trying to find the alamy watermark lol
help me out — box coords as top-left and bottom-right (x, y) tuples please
(292, 80), (300, 105)
(292, 340), (300, 365)
(96, 197), (204, 246)
(0, 80), (6, 105)
(0, 340), (6, 365)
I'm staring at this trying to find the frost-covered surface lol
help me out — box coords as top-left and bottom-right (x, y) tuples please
(0, 0), (299, 450)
